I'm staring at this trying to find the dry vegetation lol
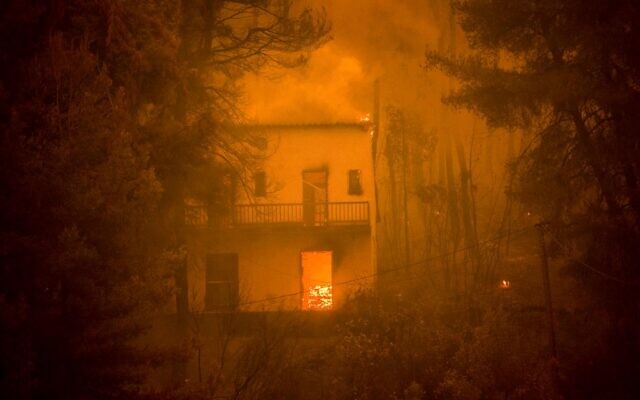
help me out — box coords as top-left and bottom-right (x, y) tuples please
(1, 0), (640, 399)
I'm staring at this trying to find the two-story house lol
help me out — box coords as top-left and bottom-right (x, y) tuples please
(184, 122), (376, 312)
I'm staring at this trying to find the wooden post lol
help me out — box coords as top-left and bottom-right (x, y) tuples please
(536, 223), (558, 359)
(401, 114), (410, 268)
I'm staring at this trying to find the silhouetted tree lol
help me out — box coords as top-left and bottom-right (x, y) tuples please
(427, 0), (640, 397)
(0, 1), (328, 398)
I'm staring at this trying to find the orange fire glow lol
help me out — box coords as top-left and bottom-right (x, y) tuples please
(307, 284), (333, 310)
(301, 251), (333, 310)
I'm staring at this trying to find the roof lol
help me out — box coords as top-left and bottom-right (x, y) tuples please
(230, 122), (370, 131)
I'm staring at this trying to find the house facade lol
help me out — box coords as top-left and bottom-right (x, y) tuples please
(184, 123), (377, 312)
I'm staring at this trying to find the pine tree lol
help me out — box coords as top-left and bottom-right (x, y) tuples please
(0, 1), (328, 398)
(427, 1), (640, 397)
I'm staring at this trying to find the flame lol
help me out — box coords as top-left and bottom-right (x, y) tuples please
(307, 284), (333, 310)
(359, 113), (371, 123)
(500, 279), (511, 289)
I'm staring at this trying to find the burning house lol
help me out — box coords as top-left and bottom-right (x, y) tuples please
(184, 122), (377, 312)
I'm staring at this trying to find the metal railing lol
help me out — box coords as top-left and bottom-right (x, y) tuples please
(235, 203), (303, 225)
(185, 202), (370, 228)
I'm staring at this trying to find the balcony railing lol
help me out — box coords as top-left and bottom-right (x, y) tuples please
(185, 202), (370, 228)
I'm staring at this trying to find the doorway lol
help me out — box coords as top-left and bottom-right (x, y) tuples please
(300, 251), (333, 310)
(302, 169), (327, 226)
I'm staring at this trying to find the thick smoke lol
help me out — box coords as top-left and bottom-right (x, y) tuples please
(241, 0), (441, 123)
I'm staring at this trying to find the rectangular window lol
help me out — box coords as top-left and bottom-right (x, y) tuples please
(254, 171), (266, 197)
(348, 169), (363, 195)
(205, 253), (239, 311)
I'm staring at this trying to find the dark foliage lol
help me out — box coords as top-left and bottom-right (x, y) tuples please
(427, 0), (640, 398)
(0, 1), (328, 399)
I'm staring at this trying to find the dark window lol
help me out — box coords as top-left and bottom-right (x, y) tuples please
(348, 169), (363, 195)
(254, 171), (266, 197)
(205, 253), (239, 311)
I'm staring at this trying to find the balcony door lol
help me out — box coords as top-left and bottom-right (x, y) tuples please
(302, 169), (327, 226)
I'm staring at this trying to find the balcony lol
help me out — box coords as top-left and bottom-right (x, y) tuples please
(185, 202), (370, 228)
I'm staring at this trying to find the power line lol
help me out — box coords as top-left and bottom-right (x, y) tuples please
(548, 235), (640, 287)
(213, 224), (537, 310)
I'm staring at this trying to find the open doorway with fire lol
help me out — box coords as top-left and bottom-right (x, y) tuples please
(301, 250), (333, 310)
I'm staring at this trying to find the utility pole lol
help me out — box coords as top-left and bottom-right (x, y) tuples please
(536, 222), (561, 395)
(401, 114), (410, 268)
(372, 79), (381, 224)
(536, 223), (557, 359)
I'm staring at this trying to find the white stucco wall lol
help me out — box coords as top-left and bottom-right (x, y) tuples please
(187, 227), (373, 312)
(186, 123), (377, 312)
(238, 124), (376, 213)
